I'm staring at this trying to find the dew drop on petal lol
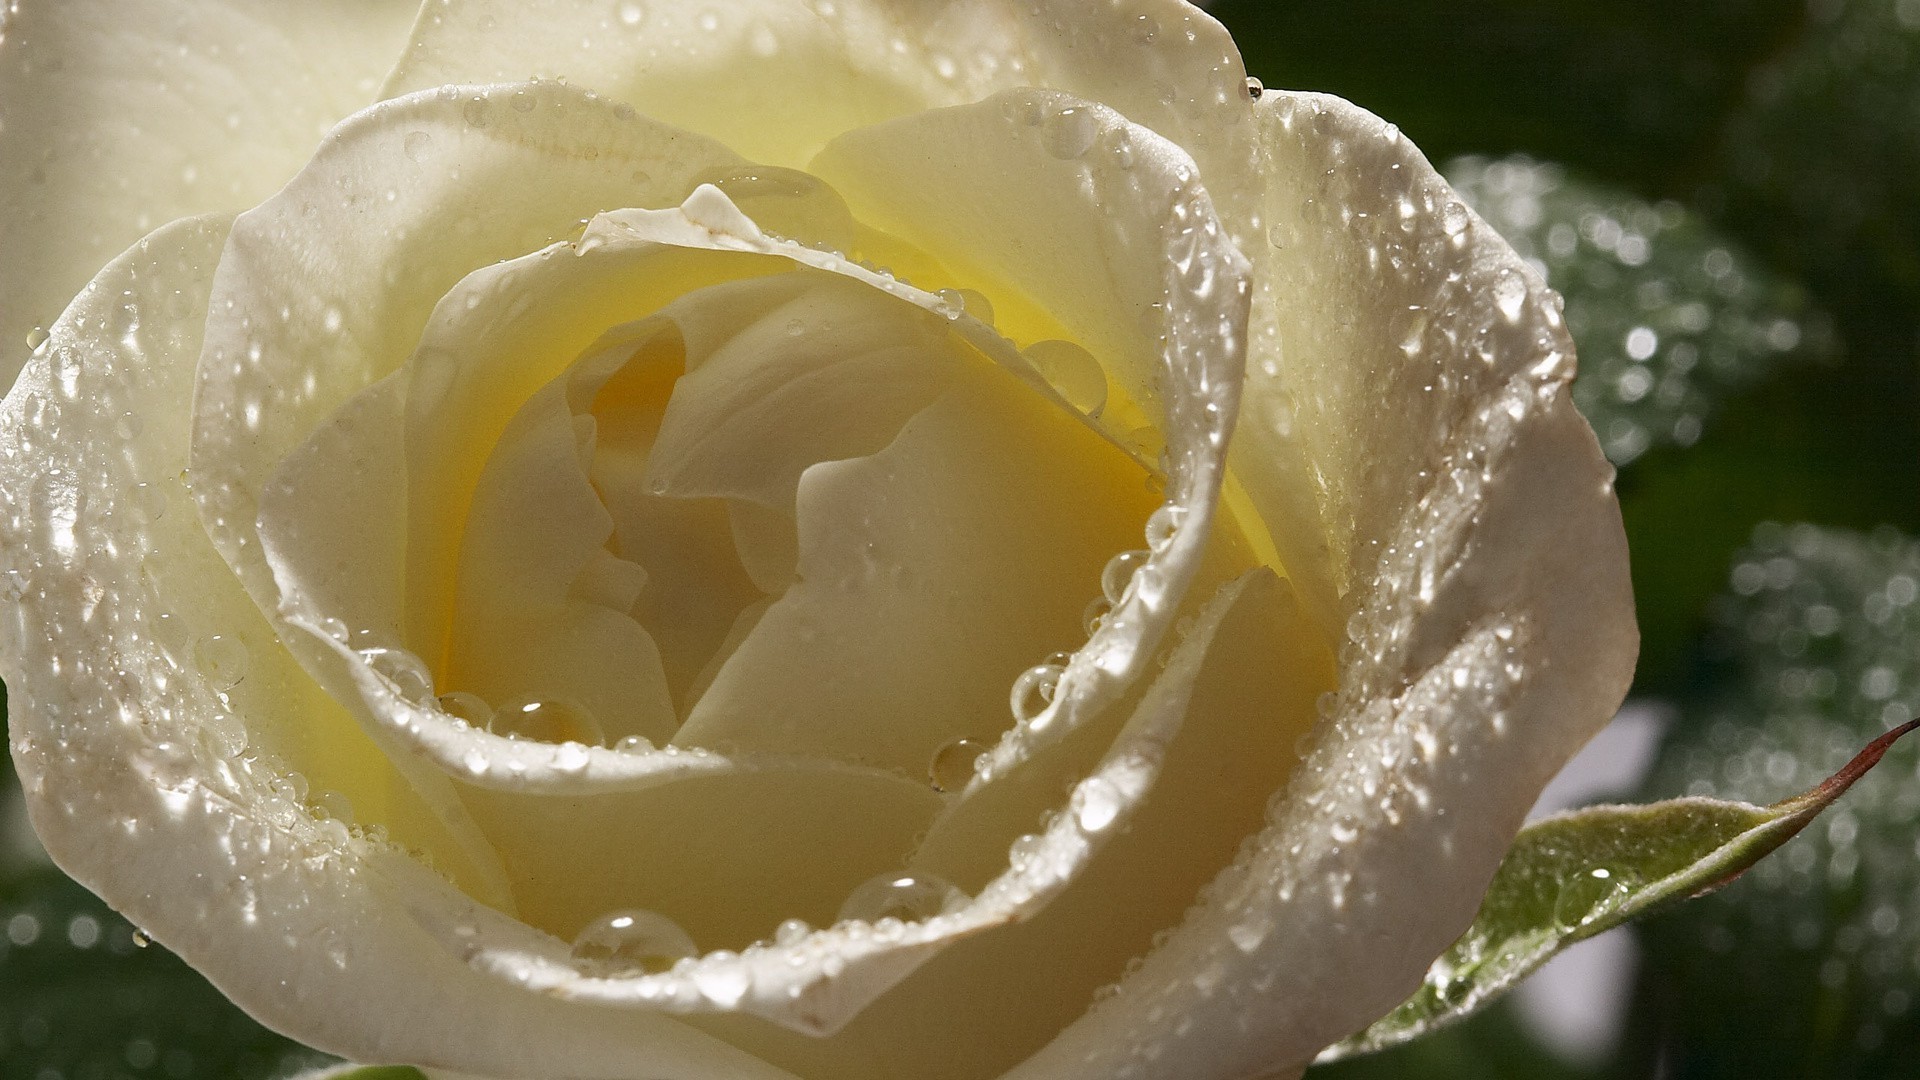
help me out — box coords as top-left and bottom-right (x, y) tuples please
(191, 634), (248, 691)
(1023, 339), (1108, 417)
(490, 697), (605, 746)
(1083, 596), (1113, 636)
(435, 691), (493, 728)
(1010, 662), (1064, 723)
(571, 909), (698, 975)
(1101, 548), (1150, 605)
(928, 736), (990, 792)
(1043, 105), (1099, 160)
(1072, 776), (1123, 832)
(1144, 504), (1187, 553)
(357, 647), (434, 703)
(838, 872), (965, 923)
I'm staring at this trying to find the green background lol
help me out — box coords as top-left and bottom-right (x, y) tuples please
(5, 0), (1920, 1076)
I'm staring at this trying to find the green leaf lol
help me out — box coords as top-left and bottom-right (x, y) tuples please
(1633, 523), (1920, 1076)
(1317, 715), (1918, 1062)
(1445, 155), (1833, 467)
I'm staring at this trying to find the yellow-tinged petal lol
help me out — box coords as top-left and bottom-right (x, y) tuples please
(381, 0), (1252, 179)
(673, 331), (1158, 773)
(0, 220), (819, 1080)
(458, 759), (943, 949)
(997, 91), (1638, 1080)
(0, 0), (419, 384)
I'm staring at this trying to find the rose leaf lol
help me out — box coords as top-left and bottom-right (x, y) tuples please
(1316, 715), (1920, 1062)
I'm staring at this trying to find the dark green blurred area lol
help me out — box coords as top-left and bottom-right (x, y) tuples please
(5, 0), (1920, 1077)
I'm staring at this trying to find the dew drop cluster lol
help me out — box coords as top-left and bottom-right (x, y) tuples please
(1447, 155), (1832, 466)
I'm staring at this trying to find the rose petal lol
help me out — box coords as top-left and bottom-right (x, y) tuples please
(382, 0), (1251, 178)
(672, 331), (1158, 773)
(992, 91), (1638, 1080)
(456, 758), (943, 950)
(659, 570), (1327, 1080)
(457, 566), (1306, 1046)
(193, 80), (745, 618)
(0, 219), (822, 1080)
(0, 0), (417, 383)
(0, 215), (510, 910)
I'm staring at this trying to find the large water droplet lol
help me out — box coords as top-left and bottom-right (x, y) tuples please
(1101, 549), (1150, 605)
(490, 696), (605, 746)
(691, 164), (856, 250)
(1023, 339), (1107, 417)
(1493, 268), (1527, 322)
(191, 634), (248, 691)
(838, 872), (964, 923)
(928, 736), (989, 792)
(1072, 776), (1123, 832)
(1551, 866), (1620, 929)
(571, 909), (697, 975)
(1043, 105), (1099, 160)
(435, 691), (493, 728)
(1010, 662), (1064, 723)
(24, 326), (48, 352)
(1144, 504), (1186, 553)
(358, 647), (434, 703)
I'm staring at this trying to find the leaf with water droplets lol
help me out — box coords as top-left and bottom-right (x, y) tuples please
(1446, 155), (1833, 467)
(1319, 717), (1919, 1061)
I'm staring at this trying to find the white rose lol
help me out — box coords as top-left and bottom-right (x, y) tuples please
(0, 3), (1636, 1079)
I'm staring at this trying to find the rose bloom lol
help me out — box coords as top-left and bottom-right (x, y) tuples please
(0, 2), (1634, 1079)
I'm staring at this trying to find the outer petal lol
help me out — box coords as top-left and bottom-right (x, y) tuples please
(0, 220), (799, 1080)
(0, 0), (420, 384)
(381, 0), (1255, 184)
(996, 93), (1637, 1080)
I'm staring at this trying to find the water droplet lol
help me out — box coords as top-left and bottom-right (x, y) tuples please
(1072, 776), (1123, 832)
(571, 909), (697, 975)
(358, 647), (434, 702)
(773, 918), (811, 946)
(615, 0), (645, 26)
(1010, 662), (1064, 723)
(1043, 105), (1099, 160)
(435, 691), (493, 727)
(1101, 549), (1150, 605)
(130, 929), (150, 948)
(490, 696), (605, 745)
(614, 734), (654, 752)
(191, 634), (248, 691)
(402, 130), (433, 163)
(1023, 339), (1107, 417)
(929, 736), (989, 792)
(838, 872), (964, 923)
(1083, 596), (1113, 636)
(1493, 268), (1527, 322)
(462, 96), (491, 128)
(689, 163), (856, 249)
(1552, 866), (1620, 929)
(24, 326), (48, 351)
(1244, 76), (1264, 100)
(1144, 504), (1186, 553)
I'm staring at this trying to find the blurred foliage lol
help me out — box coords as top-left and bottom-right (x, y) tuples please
(4, 0), (1920, 1077)
(1632, 526), (1920, 1079)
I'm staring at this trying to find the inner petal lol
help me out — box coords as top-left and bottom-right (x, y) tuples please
(673, 338), (1163, 775)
